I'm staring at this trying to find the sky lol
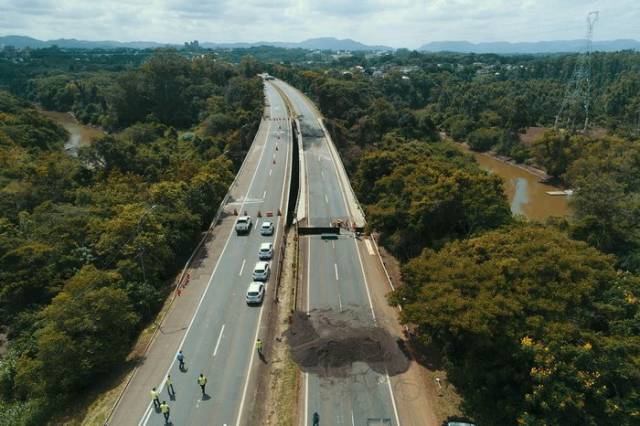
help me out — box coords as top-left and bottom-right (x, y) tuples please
(1, 0), (639, 49)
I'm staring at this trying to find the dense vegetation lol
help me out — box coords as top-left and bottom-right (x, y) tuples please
(273, 50), (640, 424)
(0, 49), (262, 423)
(1, 44), (639, 425)
(394, 226), (640, 425)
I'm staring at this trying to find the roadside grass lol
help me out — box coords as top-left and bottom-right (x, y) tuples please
(49, 289), (174, 425)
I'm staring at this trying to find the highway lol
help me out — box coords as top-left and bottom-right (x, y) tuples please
(273, 80), (400, 426)
(136, 81), (291, 426)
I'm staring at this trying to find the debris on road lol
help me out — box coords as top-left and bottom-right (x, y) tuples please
(285, 309), (410, 377)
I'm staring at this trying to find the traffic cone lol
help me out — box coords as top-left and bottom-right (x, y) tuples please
(258, 211), (262, 217)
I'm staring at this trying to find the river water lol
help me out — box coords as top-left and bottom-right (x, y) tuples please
(39, 110), (104, 153)
(469, 150), (570, 220)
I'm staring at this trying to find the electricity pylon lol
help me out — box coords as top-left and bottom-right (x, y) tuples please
(554, 11), (599, 132)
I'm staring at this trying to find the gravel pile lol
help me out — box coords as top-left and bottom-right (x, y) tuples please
(285, 310), (410, 377)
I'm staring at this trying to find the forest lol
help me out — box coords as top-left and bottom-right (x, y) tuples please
(0, 49), (263, 423)
(1, 44), (639, 424)
(272, 49), (640, 424)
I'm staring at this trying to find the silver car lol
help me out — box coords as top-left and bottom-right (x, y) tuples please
(258, 242), (274, 260)
(252, 261), (270, 281)
(260, 221), (274, 236)
(245, 282), (265, 305)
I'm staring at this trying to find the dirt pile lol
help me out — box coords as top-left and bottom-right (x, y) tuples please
(285, 310), (410, 377)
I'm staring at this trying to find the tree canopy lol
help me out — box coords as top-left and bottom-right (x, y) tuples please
(394, 225), (640, 425)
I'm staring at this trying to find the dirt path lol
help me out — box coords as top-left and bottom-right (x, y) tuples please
(262, 228), (300, 426)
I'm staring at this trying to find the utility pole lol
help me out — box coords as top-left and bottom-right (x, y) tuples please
(554, 11), (599, 133)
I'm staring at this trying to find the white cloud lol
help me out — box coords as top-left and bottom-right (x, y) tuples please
(0, 0), (637, 48)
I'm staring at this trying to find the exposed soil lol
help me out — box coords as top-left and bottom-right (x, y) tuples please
(285, 309), (410, 377)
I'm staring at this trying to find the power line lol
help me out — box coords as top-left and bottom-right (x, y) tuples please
(554, 11), (599, 133)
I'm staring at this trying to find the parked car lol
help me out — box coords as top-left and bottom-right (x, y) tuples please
(258, 242), (274, 260)
(245, 282), (265, 305)
(260, 221), (274, 236)
(235, 216), (252, 235)
(252, 261), (270, 281)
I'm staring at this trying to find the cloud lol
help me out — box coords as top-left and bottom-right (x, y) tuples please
(0, 0), (637, 48)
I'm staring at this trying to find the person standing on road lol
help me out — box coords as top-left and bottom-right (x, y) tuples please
(197, 373), (207, 396)
(150, 387), (160, 409)
(166, 374), (175, 397)
(256, 338), (263, 356)
(177, 350), (185, 371)
(313, 411), (320, 425)
(160, 401), (170, 423)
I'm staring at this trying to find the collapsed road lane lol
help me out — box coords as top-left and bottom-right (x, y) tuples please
(272, 80), (400, 426)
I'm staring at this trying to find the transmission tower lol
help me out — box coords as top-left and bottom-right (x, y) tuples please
(554, 11), (599, 132)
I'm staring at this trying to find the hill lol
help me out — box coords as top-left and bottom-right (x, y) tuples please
(419, 39), (640, 54)
(1, 35), (392, 51)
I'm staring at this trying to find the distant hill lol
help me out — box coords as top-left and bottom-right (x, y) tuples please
(0, 35), (392, 51)
(419, 39), (640, 54)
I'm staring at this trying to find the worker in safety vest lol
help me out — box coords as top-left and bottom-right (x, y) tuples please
(150, 387), (160, 409)
(256, 338), (263, 356)
(160, 401), (170, 423)
(197, 373), (207, 396)
(166, 374), (175, 397)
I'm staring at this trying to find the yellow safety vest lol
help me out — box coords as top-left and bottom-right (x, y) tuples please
(160, 403), (169, 414)
(198, 376), (207, 386)
(150, 390), (159, 399)
(166, 377), (172, 385)
(256, 340), (263, 349)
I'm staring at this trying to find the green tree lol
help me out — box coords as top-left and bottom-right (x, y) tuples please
(394, 225), (640, 425)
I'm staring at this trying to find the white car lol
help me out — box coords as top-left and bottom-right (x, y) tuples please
(235, 216), (252, 235)
(245, 282), (265, 305)
(252, 261), (270, 281)
(258, 242), (274, 260)
(260, 221), (274, 236)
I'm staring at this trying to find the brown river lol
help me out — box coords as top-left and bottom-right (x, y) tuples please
(39, 110), (104, 153)
(468, 150), (570, 220)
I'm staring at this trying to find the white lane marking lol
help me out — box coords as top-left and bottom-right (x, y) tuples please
(139, 113), (274, 426)
(352, 238), (376, 321)
(213, 324), (225, 357)
(385, 372), (401, 426)
(324, 194), (329, 204)
(305, 372), (309, 426)
(263, 190), (267, 199)
(238, 259), (246, 276)
(321, 170), (325, 178)
(305, 233), (311, 426)
(269, 169), (273, 176)
(351, 410), (355, 426)
(332, 240), (335, 249)
(364, 239), (375, 255)
(334, 263), (339, 281)
(235, 97), (291, 426)
(338, 293), (343, 312)
(353, 236), (401, 425)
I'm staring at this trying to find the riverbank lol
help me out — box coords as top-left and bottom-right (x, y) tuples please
(38, 108), (105, 151)
(456, 142), (570, 220)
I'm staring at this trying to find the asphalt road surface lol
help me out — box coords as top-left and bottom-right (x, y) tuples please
(273, 81), (400, 426)
(140, 82), (291, 426)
